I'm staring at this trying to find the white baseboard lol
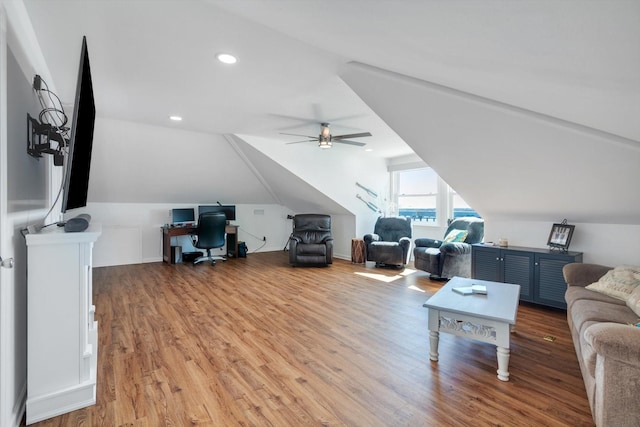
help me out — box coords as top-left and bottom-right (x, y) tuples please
(26, 381), (95, 425)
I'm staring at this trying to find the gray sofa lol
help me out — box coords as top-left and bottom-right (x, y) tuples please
(563, 263), (640, 427)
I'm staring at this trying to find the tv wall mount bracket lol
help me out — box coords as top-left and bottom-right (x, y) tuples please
(27, 114), (68, 166)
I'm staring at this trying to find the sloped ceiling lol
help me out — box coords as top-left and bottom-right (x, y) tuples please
(20, 0), (640, 224)
(341, 63), (640, 225)
(213, 0), (640, 142)
(226, 135), (351, 215)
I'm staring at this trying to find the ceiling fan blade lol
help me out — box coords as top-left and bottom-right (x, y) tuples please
(280, 132), (317, 138)
(285, 139), (316, 145)
(269, 113), (318, 127)
(335, 140), (367, 147)
(332, 132), (372, 140)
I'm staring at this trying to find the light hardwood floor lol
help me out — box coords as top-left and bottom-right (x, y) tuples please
(26, 251), (594, 426)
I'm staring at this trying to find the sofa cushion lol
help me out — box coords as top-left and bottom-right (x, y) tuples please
(443, 229), (468, 243)
(570, 299), (639, 337)
(585, 265), (640, 302)
(565, 286), (626, 311)
(297, 243), (326, 256)
(627, 285), (640, 317)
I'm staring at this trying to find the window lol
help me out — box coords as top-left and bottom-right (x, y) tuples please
(450, 188), (481, 220)
(392, 167), (479, 225)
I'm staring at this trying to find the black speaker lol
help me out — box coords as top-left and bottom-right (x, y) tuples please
(64, 214), (91, 233)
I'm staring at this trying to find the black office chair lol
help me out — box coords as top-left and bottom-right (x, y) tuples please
(189, 212), (227, 266)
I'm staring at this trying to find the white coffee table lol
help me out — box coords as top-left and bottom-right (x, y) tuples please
(423, 276), (521, 381)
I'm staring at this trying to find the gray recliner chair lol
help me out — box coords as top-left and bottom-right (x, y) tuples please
(364, 216), (412, 268)
(288, 214), (333, 266)
(413, 217), (484, 280)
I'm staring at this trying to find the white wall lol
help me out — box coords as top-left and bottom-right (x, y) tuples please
(81, 119), (384, 264)
(88, 118), (278, 205)
(69, 202), (359, 267)
(236, 134), (389, 253)
(70, 202), (293, 267)
(341, 62), (640, 226)
(0, 1), (61, 425)
(411, 218), (640, 267)
(341, 62), (640, 268)
(486, 219), (640, 266)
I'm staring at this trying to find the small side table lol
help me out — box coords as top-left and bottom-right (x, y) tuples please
(351, 238), (365, 264)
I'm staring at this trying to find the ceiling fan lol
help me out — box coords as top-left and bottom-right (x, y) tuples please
(282, 123), (371, 149)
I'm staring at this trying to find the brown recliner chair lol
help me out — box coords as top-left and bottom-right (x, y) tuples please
(288, 214), (333, 266)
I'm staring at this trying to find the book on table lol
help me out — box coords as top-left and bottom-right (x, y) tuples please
(452, 284), (487, 295)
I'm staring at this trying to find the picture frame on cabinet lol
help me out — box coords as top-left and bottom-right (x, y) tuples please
(547, 222), (575, 251)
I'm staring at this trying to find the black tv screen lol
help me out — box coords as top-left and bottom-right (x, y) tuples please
(198, 205), (236, 221)
(62, 36), (95, 213)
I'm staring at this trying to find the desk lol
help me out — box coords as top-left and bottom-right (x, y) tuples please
(162, 224), (239, 263)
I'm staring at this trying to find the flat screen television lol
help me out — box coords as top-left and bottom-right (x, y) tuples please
(198, 205), (236, 221)
(61, 36), (95, 213)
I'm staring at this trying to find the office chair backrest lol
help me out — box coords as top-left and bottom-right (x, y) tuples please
(195, 212), (227, 249)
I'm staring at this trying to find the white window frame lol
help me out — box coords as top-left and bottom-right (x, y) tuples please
(390, 166), (474, 227)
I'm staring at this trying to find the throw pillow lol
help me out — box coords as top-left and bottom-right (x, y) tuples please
(585, 265), (640, 302)
(627, 286), (640, 317)
(443, 229), (468, 243)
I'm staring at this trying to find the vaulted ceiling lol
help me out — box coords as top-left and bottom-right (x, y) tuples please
(23, 0), (639, 153)
(19, 0), (640, 223)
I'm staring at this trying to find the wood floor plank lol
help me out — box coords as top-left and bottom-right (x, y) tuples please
(24, 252), (594, 426)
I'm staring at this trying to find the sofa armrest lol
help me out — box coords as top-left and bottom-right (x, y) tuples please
(363, 233), (380, 245)
(289, 235), (302, 244)
(563, 263), (613, 288)
(440, 242), (471, 256)
(585, 322), (640, 367)
(414, 238), (441, 248)
(399, 237), (412, 263)
(399, 236), (412, 249)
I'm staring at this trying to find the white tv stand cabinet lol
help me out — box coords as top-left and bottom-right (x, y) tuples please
(25, 224), (101, 424)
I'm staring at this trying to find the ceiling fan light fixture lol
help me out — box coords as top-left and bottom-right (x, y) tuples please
(319, 139), (332, 149)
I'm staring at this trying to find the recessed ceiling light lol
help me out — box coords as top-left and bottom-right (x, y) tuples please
(169, 116), (182, 121)
(365, 148), (373, 152)
(216, 53), (237, 64)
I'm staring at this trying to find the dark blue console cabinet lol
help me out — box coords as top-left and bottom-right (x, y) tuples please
(471, 244), (583, 309)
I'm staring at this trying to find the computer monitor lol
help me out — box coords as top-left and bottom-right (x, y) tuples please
(172, 208), (195, 225)
(198, 205), (236, 221)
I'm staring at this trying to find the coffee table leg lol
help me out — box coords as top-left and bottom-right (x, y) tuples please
(429, 330), (439, 361)
(496, 346), (510, 381)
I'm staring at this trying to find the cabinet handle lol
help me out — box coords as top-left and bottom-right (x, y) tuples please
(496, 257), (500, 261)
